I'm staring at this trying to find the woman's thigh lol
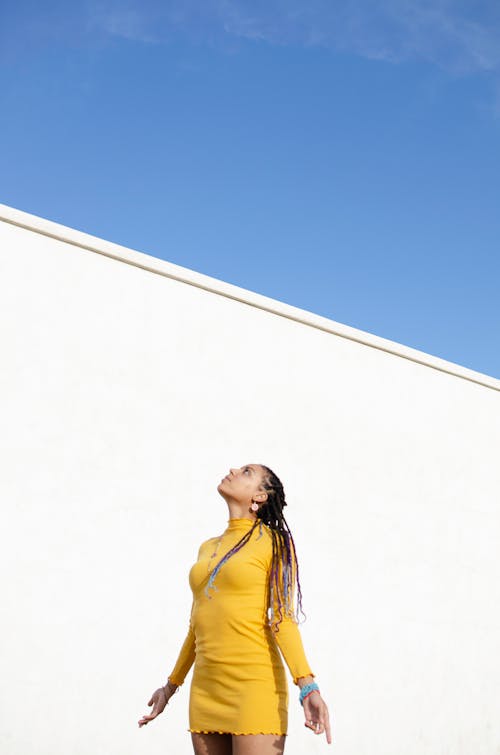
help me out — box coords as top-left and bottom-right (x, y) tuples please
(232, 734), (286, 755)
(191, 732), (233, 755)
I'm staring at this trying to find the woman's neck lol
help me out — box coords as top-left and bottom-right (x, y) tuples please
(226, 502), (257, 521)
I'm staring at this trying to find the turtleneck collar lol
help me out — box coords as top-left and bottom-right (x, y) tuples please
(226, 517), (257, 531)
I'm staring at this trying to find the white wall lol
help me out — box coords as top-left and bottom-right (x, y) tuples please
(1, 203), (499, 755)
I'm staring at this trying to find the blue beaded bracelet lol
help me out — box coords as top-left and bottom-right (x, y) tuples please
(299, 682), (320, 706)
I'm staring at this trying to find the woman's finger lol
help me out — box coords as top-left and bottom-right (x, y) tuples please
(322, 705), (333, 744)
(304, 699), (333, 743)
(304, 718), (323, 734)
(139, 710), (158, 725)
(324, 718), (332, 743)
(306, 722), (324, 735)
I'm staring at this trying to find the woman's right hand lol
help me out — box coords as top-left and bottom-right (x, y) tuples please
(138, 684), (176, 727)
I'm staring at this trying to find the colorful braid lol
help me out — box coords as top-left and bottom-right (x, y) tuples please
(204, 520), (263, 597)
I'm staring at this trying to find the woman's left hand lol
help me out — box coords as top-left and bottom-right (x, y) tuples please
(303, 691), (332, 744)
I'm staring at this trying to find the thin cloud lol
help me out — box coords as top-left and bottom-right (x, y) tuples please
(87, 0), (500, 74)
(89, 6), (158, 44)
(217, 0), (500, 74)
(4, 1), (500, 76)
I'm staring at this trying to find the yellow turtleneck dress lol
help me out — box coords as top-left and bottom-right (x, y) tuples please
(168, 517), (314, 736)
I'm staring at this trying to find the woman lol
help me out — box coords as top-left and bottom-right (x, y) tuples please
(138, 463), (332, 754)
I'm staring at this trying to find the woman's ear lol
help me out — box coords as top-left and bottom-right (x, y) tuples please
(256, 490), (268, 504)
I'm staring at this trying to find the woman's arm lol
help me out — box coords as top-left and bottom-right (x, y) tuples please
(272, 622), (332, 743)
(168, 540), (205, 686)
(269, 552), (333, 744)
(167, 600), (196, 686)
(267, 547), (314, 684)
(270, 612), (314, 684)
(138, 603), (196, 728)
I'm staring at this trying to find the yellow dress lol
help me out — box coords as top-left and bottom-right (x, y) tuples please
(168, 517), (314, 735)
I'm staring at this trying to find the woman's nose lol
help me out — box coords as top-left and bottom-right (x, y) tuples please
(229, 468), (237, 476)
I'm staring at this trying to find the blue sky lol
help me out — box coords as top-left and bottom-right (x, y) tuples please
(1, 1), (499, 379)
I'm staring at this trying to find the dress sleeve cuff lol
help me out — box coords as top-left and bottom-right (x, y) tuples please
(293, 671), (315, 685)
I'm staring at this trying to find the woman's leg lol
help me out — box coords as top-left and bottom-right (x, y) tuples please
(191, 732), (233, 755)
(232, 734), (286, 755)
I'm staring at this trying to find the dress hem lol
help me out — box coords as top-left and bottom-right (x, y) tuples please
(188, 729), (287, 736)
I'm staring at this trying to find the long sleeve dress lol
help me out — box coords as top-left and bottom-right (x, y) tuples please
(168, 516), (314, 736)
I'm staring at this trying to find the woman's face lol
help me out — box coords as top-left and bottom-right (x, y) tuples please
(217, 464), (268, 505)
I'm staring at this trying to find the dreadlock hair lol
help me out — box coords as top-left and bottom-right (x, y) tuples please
(205, 464), (306, 633)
